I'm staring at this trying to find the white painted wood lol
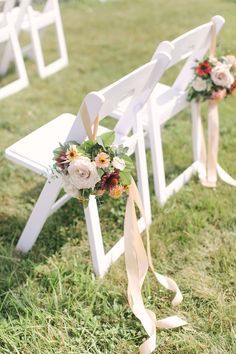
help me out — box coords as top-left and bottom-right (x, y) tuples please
(0, 14), (28, 99)
(147, 96), (166, 206)
(0, 0), (31, 76)
(16, 176), (62, 253)
(26, 0), (68, 78)
(5, 53), (170, 276)
(150, 16), (225, 204)
(1, 0), (68, 79)
(110, 16), (225, 205)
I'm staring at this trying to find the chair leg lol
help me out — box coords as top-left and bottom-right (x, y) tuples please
(191, 100), (206, 179)
(16, 177), (62, 253)
(27, 6), (46, 78)
(134, 113), (152, 225)
(84, 196), (106, 277)
(147, 101), (167, 206)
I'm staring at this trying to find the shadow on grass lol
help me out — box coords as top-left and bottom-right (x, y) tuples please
(0, 186), (87, 296)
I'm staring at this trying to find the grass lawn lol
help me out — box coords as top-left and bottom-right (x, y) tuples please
(0, 0), (236, 353)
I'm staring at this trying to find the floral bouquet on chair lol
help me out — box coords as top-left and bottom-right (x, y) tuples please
(52, 132), (133, 203)
(187, 55), (236, 102)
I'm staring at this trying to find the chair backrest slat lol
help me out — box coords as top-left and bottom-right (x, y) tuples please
(70, 52), (170, 143)
(152, 16), (225, 91)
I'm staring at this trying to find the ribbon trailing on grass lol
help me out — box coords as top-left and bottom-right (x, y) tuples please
(81, 102), (187, 354)
(194, 23), (236, 188)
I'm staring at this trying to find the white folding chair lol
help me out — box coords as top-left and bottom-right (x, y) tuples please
(0, 3), (28, 99)
(24, 0), (68, 78)
(1, 0), (68, 79)
(5, 51), (170, 277)
(0, 0), (31, 76)
(111, 16), (225, 206)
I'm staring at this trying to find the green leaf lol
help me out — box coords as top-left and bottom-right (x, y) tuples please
(121, 155), (133, 171)
(97, 168), (104, 178)
(101, 132), (115, 147)
(119, 171), (131, 185)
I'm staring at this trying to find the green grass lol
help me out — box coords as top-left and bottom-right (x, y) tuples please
(0, 0), (236, 353)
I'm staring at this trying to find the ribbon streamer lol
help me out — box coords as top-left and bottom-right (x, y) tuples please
(195, 22), (236, 188)
(80, 101), (186, 353)
(125, 179), (186, 354)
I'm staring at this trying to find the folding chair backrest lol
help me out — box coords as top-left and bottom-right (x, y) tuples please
(0, 0), (31, 31)
(152, 16), (225, 91)
(146, 16), (225, 206)
(0, 0), (31, 76)
(13, 0), (31, 34)
(73, 52), (170, 140)
(1, 0), (15, 15)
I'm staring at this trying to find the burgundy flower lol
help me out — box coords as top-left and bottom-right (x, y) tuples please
(227, 78), (236, 94)
(56, 151), (68, 169)
(195, 60), (212, 76)
(100, 170), (120, 191)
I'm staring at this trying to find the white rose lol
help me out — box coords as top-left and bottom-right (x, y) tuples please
(62, 175), (79, 198)
(112, 156), (126, 171)
(68, 156), (100, 190)
(210, 64), (234, 88)
(192, 77), (207, 92)
(208, 56), (218, 65)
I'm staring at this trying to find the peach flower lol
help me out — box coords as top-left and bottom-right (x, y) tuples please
(95, 152), (110, 168)
(109, 185), (124, 199)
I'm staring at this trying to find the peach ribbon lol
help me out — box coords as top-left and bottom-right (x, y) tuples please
(195, 22), (236, 188)
(125, 179), (187, 354)
(80, 101), (186, 353)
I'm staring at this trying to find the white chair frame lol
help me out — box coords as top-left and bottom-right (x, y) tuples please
(0, 0), (31, 77)
(25, 0), (68, 78)
(5, 51), (170, 277)
(1, 0), (68, 79)
(111, 16), (225, 206)
(0, 13), (28, 99)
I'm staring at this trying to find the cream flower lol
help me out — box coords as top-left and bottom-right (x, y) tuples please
(95, 152), (110, 168)
(211, 64), (234, 88)
(62, 175), (80, 198)
(66, 145), (80, 161)
(208, 56), (218, 66)
(192, 77), (208, 92)
(112, 156), (126, 171)
(224, 55), (236, 69)
(68, 156), (100, 189)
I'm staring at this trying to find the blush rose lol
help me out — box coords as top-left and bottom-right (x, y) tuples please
(68, 156), (100, 190)
(211, 64), (234, 88)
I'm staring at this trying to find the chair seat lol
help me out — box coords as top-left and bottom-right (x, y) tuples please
(5, 113), (76, 176)
(111, 82), (188, 128)
(5, 113), (136, 177)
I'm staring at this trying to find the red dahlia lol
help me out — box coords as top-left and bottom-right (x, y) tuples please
(195, 60), (212, 76)
(100, 170), (120, 191)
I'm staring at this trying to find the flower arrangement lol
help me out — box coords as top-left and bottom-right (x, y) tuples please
(187, 55), (236, 102)
(52, 132), (133, 203)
